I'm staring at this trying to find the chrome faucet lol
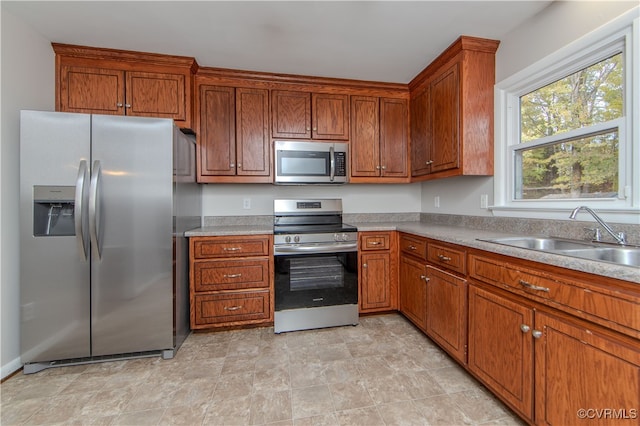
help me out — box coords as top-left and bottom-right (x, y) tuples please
(569, 206), (627, 245)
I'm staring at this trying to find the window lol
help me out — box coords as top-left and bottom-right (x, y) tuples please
(494, 10), (639, 223)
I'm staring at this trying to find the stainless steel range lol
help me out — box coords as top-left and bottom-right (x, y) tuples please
(273, 199), (359, 333)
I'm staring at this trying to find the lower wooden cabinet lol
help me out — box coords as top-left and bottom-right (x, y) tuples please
(468, 285), (534, 421)
(425, 265), (467, 364)
(534, 311), (640, 426)
(189, 235), (274, 330)
(399, 254), (428, 331)
(358, 232), (398, 313)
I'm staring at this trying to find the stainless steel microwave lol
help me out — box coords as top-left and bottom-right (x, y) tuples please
(274, 141), (348, 184)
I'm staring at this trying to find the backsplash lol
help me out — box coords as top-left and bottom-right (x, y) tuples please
(420, 213), (640, 246)
(202, 213), (640, 246)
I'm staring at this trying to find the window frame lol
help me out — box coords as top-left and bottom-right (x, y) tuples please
(493, 10), (639, 224)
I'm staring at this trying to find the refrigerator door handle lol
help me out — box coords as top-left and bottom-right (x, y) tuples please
(89, 160), (102, 260)
(74, 160), (89, 261)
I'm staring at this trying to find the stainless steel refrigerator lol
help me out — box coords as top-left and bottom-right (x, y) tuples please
(19, 110), (201, 374)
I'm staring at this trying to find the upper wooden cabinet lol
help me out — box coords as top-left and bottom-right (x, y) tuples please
(409, 36), (499, 180)
(271, 90), (349, 140)
(350, 96), (409, 182)
(196, 83), (271, 183)
(53, 43), (197, 130)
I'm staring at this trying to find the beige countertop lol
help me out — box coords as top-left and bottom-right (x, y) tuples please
(186, 221), (639, 284)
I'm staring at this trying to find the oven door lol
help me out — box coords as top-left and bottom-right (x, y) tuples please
(274, 250), (358, 311)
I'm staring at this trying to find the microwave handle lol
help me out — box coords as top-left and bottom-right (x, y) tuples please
(329, 146), (335, 182)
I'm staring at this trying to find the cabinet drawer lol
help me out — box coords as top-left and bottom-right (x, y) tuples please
(193, 291), (270, 326)
(427, 243), (466, 274)
(360, 233), (390, 251)
(193, 259), (270, 291)
(469, 254), (503, 286)
(192, 236), (270, 258)
(399, 234), (427, 259)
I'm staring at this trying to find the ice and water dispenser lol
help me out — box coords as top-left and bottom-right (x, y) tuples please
(32, 186), (75, 236)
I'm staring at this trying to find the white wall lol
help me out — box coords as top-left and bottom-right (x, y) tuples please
(202, 183), (422, 216)
(421, 1), (638, 217)
(0, 8), (55, 379)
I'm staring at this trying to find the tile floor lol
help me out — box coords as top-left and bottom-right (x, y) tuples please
(1, 314), (525, 425)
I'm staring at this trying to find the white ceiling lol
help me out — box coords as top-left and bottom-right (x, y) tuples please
(3, 1), (553, 83)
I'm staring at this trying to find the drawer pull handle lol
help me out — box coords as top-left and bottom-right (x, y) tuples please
(223, 247), (241, 251)
(437, 254), (452, 262)
(224, 305), (243, 311)
(369, 241), (381, 245)
(532, 330), (543, 339)
(408, 245), (416, 250)
(520, 324), (531, 333)
(519, 280), (550, 293)
(224, 273), (242, 278)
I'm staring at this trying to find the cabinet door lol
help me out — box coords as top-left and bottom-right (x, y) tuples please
(350, 96), (380, 177)
(410, 86), (431, 177)
(425, 265), (467, 364)
(312, 93), (349, 140)
(198, 85), (236, 176)
(535, 312), (640, 426)
(236, 88), (270, 177)
(271, 90), (311, 138)
(399, 255), (427, 331)
(468, 285), (534, 421)
(59, 65), (124, 115)
(379, 97), (408, 178)
(430, 63), (459, 173)
(126, 71), (186, 121)
(360, 252), (392, 312)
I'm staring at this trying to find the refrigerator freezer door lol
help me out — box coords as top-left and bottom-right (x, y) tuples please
(20, 110), (91, 363)
(90, 115), (174, 356)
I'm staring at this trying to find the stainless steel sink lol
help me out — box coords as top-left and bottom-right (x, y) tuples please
(478, 236), (640, 268)
(481, 237), (598, 251)
(562, 247), (640, 267)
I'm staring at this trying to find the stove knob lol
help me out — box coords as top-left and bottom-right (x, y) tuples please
(285, 236), (291, 243)
(341, 233), (349, 241)
(294, 235), (300, 243)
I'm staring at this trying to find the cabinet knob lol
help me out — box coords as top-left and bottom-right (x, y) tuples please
(376, 166), (381, 170)
(313, 127), (317, 131)
(520, 324), (531, 333)
(230, 163), (235, 168)
(116, 102), (123, 107)
(238, 163), (242, 168)
(125, 104), (131, 108)
(408, 245), (416, 250)
(532, 330), (543, 339)
(420, 275), (430, 283)
(381, 166), (386, 170)
(363, 263), (368, 268)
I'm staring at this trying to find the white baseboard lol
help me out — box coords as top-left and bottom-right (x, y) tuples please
(1, 357), (22, 380)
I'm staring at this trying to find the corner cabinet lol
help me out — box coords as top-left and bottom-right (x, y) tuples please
(195, 81), (271, 183)
(409, 36), (499, 180)
(53, 43), (197, 130)
(189, 235), (274, 330)
(358, 232), (398, 313)
(350, 96), (409, 182)
(271, 90), (349, 140)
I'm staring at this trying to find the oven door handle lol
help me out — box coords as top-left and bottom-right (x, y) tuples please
(274, 242), (357, 255)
